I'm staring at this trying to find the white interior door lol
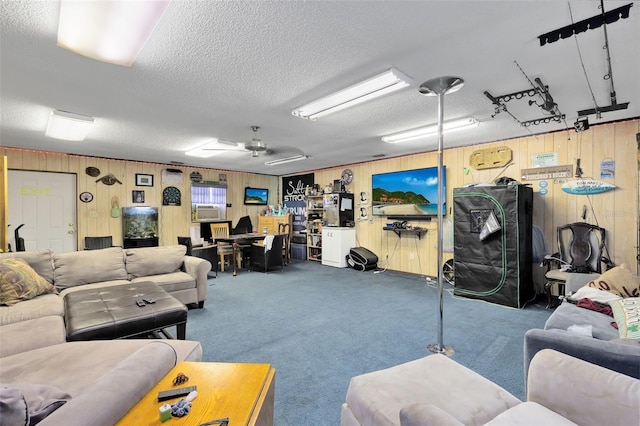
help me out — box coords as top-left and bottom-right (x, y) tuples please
(8, 170), (76, 253)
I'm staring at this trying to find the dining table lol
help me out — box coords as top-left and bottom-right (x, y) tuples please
(213, 233), (267, 276)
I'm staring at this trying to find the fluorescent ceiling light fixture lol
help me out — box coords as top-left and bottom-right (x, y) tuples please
(57, 0), (171, 67)
(45, 110), (95, 141)
(292, 68), (413, 120)
(265, 154), (311, 166)
(382, 117), (479, 144)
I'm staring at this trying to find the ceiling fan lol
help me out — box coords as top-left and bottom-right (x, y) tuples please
(204, 126), (269, 157)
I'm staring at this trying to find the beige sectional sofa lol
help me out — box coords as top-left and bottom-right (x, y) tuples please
(0, 245), (210, 425)
(0, 245), (211, 357)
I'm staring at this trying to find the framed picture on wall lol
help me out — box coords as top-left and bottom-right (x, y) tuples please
(132, 190), (145, 203)
(135, 173), (154, 187)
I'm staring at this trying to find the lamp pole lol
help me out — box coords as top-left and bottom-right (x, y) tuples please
(419, 76), (464, 355)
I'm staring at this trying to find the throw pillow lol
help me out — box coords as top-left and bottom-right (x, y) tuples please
(0, 384), (71, 426)
(568, 286), (622, 304)
(0, 258), (57, 306)
(586, 264), (640, 298)
(609, 298), (640, 339)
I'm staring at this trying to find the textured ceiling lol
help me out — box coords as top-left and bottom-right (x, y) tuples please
(1, 1), (638, 176)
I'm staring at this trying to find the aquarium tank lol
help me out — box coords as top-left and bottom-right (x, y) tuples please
(122, 207), (158, 238)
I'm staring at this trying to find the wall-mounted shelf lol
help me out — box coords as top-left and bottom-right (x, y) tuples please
(383, 227), (428, 240)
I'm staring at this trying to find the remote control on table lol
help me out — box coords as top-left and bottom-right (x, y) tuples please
(135, 299), (146, 307)
(157, 385), (197, 401)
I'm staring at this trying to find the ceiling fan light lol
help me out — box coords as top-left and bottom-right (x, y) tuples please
(382, 117), (479, 144)
(292, 68), (413, 120)
(265, 154), (310, 166)
(57, 0), (171, 66)
(45, 109), (94, 141)
(185, 139), (223, 158)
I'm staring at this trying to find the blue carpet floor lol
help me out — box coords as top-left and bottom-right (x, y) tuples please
(186, 260), (551, 425)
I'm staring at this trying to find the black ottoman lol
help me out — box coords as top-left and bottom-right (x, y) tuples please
(64, 281), (187, 341)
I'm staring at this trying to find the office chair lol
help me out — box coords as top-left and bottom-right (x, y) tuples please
(84, 236), (113, 250)
(249, 235), (284, 273)
(543, 222), (613, 307)
(233, 216), (253, 234)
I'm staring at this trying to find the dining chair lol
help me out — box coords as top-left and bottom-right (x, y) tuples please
(84, 236), (113, 250)
(249, 234), (284, 273)
(177, 236), (193, 256)
(233, 216), (254, 268)
(210, 223), (238, 272)
(278, 222), (291, 265)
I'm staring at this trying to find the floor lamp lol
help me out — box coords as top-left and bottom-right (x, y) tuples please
(420, 76), (464, 356)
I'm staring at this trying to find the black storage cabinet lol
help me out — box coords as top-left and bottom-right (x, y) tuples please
(453, 185), (534, 308)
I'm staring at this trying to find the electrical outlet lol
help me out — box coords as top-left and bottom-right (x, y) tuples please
(409, 252), (415, 260)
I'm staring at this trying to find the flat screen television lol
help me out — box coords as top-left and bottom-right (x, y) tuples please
(372, 166), (446, 219)
(244, 187), (269, 205)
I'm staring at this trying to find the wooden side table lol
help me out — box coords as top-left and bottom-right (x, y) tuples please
(116, 362), (275, 426)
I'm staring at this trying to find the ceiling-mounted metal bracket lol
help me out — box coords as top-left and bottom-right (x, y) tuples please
(537, 3), (633, 46)
(486, 87), (538, 104)
(521, 114), (566, 128)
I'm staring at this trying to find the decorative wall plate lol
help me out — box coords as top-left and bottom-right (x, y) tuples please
(85, 167), (100, 177)
(190, 171), (203, 183)
(341, 168), (354, 185)
(163, 186), (181, 206)
(79, 191), (94, 203)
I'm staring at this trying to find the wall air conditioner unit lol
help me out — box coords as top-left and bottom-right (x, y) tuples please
(195, 205), (220, 221)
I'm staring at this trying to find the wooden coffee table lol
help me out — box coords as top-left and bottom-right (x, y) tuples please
(116, 362), (275, 426)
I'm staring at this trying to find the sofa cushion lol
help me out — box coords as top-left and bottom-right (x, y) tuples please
(130, 271), (195, 293)
(39, 341), (177, 426)
(609, 298), (640, 339)
(544, 302), (619, 340)
(0, 250), (54, 284)
(0, 316), (66, 358)
(53, 248), (127, 290)
(0, 384), (71, 426)
(125, 245), (186, 279)
(400, 403), (464, 426)
(484, 402), (577, 425)
(0, 340), (202, 398)
(0, 294), (64, 326)
(0, 258), (58, 306)
(586, 264), (640, 298)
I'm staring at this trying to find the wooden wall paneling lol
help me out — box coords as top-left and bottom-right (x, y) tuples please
(2, 119), (637, 275)
(611, 121), (637, 269)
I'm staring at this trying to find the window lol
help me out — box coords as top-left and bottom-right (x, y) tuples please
(191, 182), (227, 220)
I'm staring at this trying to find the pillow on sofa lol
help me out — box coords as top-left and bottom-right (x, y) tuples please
(568, 286), (622, 304)
(0, 384), (71, 425)
(125, 245), (186, 278)
(609, 298), (640, 339)
(0, 258), (58, 306)
(53, 247), (127, 289)
(586, 264), (640, 298)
